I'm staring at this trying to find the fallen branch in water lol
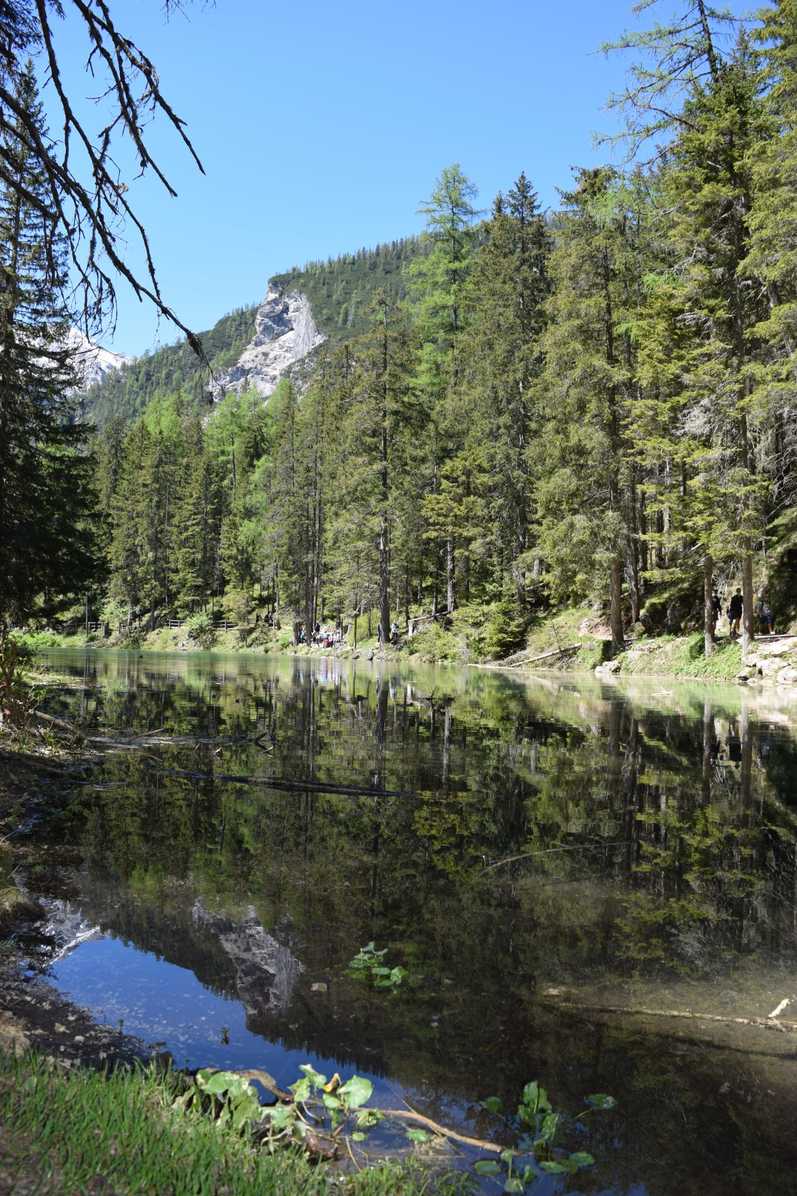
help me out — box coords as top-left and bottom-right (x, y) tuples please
(484, 840), (626, 871)
(151, 765), (417, 800)
(231, 1071), (503, 1155)
(541, 991), (797, 1033)
(378, 1107), (503, 1153)
(33, 710), (84, 739)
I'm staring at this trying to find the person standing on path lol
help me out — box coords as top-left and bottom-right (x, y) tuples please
(728, 589), (743, 638)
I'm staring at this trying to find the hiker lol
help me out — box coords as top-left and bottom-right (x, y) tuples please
(390, 621), (399, 645)
(757, 595), (774, 635)
(377, 621), (384, 645)
(728, 589), (743, 638)
(710, 591), (721, 640)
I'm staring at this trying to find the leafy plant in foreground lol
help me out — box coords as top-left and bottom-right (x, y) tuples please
(475, 1082), (616, 1190)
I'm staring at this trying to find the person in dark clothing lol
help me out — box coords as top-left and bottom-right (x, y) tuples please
(710, 592), (721, 640)
(757, 595), (774, 635)
(728, 589), (743, 638)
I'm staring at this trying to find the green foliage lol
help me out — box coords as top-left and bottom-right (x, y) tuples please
(83, 305), (258, 428)
(348, 941), (407, 989)
(474, 1080), (610, 1190)
(0, 1053), (464, 1195)
(0, 63), (102, 624)
(273, 238), (425, 341)
(68, 21), (797, 661)
(185, 611), (217, 649)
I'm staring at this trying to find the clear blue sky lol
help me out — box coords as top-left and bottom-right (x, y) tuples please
(43, 0), (749, 355)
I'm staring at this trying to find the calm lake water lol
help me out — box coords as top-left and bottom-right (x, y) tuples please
(18, 649), (797, 1195)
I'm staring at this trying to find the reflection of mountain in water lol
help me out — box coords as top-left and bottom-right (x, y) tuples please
(32, 898), (102, 962)
(30, 881), (302, 1025)
(190, 899), (302, 1016)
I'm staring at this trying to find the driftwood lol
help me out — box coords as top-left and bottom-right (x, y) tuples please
(472, 644), (583, 671)
(541, 992), (797, 1034)
(378, 1107), (502, 1153)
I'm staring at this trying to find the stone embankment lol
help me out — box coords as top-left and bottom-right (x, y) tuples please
(739, 636), (797, 687)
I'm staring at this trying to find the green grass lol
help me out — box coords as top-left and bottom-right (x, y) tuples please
(620, 632), (742, 680)
(0, 1052), (471, 1196)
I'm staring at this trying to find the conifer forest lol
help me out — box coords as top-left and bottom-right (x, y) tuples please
(3, 3), (797, 662)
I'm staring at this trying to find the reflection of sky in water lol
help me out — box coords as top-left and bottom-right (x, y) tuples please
(49, 935), (397, 1105)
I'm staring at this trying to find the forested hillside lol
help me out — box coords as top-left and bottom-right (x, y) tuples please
(81, 239), (426, 429)
(271, 237), (425, 340)
(81, 305), (258, 428)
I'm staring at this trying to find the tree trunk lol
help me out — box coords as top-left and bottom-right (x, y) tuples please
(610, 556), (624, 653)
(446, 537), (455, 613)
(703, 553), (714, 658)
(379, 513), (390, 647)
(741, 552), (754, 656)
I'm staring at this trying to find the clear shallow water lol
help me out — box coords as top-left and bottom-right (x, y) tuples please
(19, 650), (797, 1195)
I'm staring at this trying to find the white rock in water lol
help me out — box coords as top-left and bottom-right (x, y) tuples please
(65, 327), (132, 389)
(211, 286), (325, 401)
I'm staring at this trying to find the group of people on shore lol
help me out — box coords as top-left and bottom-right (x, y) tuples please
(293, 621), (344, 648)
(710, 589), (775, 640)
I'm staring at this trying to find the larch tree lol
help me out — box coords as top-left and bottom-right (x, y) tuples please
(410, 164), (479, 613)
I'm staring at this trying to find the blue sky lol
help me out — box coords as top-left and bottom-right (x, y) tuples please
(43, 0), (749, 355)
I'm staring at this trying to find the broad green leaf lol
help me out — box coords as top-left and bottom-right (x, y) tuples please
(322, 1093), (342, 1112)
(503, 1180), (524, 1194)
(355, 1108), (383, 1128)
(299, 1063), (327, 1087)
(539, 1161), (570, 1174)
(500, 1149), (515, 1164)
(265, 1104), (295, 1130)
(198, 1069), (242, 1096)
(585, 1093), (616, 1110)
(406, 1129), (430, 1143)
(569, 1151), (595, 1168)
(483, 1096), (503, 1115)
(338, 1075), (373, 1109)
(290, 1077), (312, 1102)
(538, 1112), (559, 1142)
(352, 1131), (366, 1142)
(474, 1160), (501, 1176)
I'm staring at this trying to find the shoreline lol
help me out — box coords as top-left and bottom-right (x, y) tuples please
(21, 630), (797, 696)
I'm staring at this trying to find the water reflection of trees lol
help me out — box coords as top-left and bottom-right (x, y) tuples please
(32, 653), (797, 1196)
(41, 654), (797, 990)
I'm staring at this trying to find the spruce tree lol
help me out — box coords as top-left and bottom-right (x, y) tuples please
(0, 61), (99, 623)
(461, 176), (550, 597)
(538, 168), (644, 651)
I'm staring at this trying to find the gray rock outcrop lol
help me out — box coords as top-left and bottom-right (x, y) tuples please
(64, 327), (131, 389)
(211, 286), (325, 401)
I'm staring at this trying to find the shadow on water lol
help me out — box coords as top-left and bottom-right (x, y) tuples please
(16, 649), (797, 1195)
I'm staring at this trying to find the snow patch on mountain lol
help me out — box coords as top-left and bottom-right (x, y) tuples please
(211, 285), (324, 401)
(65, 327), (132, 389)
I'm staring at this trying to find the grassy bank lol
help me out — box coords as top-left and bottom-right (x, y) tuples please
(0, 1051), (469, 1196)
(13, 607), (797, 688)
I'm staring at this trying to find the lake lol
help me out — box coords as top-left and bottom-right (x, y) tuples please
(17, 649), (797, 1195)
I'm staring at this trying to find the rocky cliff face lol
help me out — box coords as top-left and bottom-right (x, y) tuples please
(64, 327), (131, 390)
(211, 286), (325, 401)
